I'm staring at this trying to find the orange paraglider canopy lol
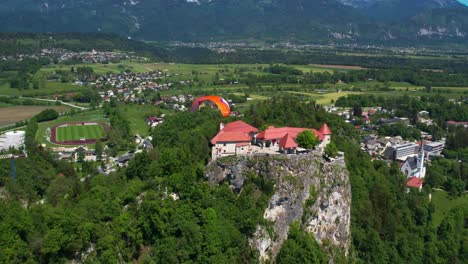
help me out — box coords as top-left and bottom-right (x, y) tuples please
(191, 95), (231, 117)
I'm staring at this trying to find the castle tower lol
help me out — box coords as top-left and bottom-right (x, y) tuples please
(319, 123), (332, 148)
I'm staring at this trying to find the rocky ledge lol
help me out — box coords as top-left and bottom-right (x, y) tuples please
(205, 152), (351, 262)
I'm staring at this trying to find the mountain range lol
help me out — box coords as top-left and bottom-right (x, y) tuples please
(0, 0), (467, 45)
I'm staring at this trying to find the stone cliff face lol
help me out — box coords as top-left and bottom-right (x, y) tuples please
(205, 152), (351, 262)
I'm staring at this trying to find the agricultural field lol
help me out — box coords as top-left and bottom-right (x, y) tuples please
(39, 61), (151, 75)
(55, 124), (104, 142)
(40, 62), (363, 83)
(0, 79), (88, 97)
(0, 105), (70, 127)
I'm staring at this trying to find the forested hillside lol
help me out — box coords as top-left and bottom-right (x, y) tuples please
(0, 0), (468, 45)
(0, 97), (466, 263)
(0, 33), (167, 58)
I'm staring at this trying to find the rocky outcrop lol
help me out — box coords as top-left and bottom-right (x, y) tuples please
(205, 152), (351, 262)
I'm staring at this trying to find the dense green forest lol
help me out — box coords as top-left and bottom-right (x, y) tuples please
(1, 97), (466, 263)
(1, 0), (468, 46)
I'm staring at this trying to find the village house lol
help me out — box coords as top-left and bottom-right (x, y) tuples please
(446, 120), (468, 128)
(73, 146), (96, 162)
(406, 177), (424, 192)
(146, 116), (164, 127)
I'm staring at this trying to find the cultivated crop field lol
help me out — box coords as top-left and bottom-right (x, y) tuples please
(0, 105), (70, 127)
(55, 124), (104, 142)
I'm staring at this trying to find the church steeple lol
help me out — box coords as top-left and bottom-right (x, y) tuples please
(417, 141), (426, 178)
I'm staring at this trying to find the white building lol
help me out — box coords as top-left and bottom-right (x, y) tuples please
(401, 146), (426, 179)
(384, 143), (419, 161)
(210, 121), (258, 160)
(0, 131), (25, 151)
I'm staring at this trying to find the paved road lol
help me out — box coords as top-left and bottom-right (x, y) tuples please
(0, 94), (89, 110)
(19, 97), (89, 110)
(0, 95), (92, 130)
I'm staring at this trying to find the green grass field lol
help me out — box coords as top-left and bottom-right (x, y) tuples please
(0, 79), (89, 97)
(431, 190), (468, 227)
(56, 124), (104, 142)
(36, 109), (107, 146)
(119, 104), (171, 136)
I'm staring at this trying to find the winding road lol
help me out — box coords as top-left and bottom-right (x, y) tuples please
(18, 97), (89, 110)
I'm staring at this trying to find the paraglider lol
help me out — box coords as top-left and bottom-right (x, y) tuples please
(191, 95), (231, 117)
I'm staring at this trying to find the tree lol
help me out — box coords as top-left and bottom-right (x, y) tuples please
(95, 140), (103, 161)
(353, 105), (362, 117)
(77, 151), (85, 163)
(325, 142), (339, 157)
(296, 130), (319, 149)
(276, 222), (328, 264)
(126, 152), (151, 180)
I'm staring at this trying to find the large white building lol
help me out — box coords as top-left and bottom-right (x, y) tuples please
(0, 131), (25, 151)
(384, 143), (419, 161)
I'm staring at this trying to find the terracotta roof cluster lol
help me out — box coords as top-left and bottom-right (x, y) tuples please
(211, 120), (332, 147)
(279, 134), (298, 149)
(211, 120), (258, 144)
(257, 127), (325, 141)
(222, 120), (259, 134)
(446, 120), (468, 126)
(406, 177), (423, 189)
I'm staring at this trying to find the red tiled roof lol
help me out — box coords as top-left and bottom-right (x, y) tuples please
(446, 120), (468, 126)
(257, 127), (324, 141)
(279, 133), (298, 149)
(222, 120), (259, 134)
(319, 123), (332, 135)
(406, 177), (424, 188)
(211, 131), (251, 144)
(211, 120), (258, 144)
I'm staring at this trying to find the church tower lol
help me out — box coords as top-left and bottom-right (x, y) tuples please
(417, 142), (426, 178)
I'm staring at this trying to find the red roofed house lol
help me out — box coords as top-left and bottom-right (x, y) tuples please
(446, 120), (468, 128)
(211, 120), (259, 160)
(406, 177), (423, 192)
(279, 133), (298, 154)
(257, 123), (332, 150)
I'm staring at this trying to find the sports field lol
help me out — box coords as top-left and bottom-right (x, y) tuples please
(56, 124), (104, 142)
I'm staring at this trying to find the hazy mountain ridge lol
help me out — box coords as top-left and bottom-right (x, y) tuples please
(0, 0), (467, 45)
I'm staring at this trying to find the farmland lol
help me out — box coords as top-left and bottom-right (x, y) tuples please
(55, 124), (104, 142)
(0, 79), (89, 97)
(0, 105), (70, 127)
